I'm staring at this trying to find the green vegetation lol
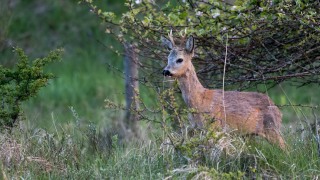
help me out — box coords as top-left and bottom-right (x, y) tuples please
(1, 0), (129, 128)
(0, 0), (319, 179)
(1, 121), (319, 179)
(81, 0), (320, 90)
(0, 48), (62, 128)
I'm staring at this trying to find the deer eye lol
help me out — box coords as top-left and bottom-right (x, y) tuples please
(176, 58), (183, 63)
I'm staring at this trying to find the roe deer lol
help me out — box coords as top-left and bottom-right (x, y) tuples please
(161, 32), (286, 149)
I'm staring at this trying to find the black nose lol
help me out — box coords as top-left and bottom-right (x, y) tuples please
(162, 70), (172, 76)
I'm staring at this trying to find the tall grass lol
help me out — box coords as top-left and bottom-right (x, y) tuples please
(1, 118), (319, 179)
(1, 0), (319, 179)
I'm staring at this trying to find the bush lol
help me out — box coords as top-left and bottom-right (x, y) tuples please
(80, 0), (320, 90)
(0, 48), (63, 128)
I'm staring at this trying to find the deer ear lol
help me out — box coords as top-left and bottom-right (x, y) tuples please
(185, 36), (194, 53)
(161, 36), (173, 51)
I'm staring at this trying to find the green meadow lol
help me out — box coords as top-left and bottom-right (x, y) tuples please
(0, 0), (319, 179)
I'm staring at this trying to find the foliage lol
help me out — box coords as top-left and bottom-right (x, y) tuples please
(81, 0), (320, 90)
(103, 79), (320, 178)
(0, 0), (145, 128)
(1, 113), (320, 179)
(0, 48), (62, 128)
(0, 0), (319, 179)
(0, 121), (168, 179)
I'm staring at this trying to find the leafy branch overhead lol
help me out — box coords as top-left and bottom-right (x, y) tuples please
(81, 0), (320, 90)
(0, 48), (63, 128)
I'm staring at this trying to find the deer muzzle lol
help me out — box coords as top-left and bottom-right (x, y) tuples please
(162, 69), (172, 76)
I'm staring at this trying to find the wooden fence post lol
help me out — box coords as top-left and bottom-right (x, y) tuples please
(124, 43), (140, 137)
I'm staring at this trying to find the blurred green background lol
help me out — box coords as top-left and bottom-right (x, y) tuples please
(1, 0), (128, 129)
(0, 0), (319, 131)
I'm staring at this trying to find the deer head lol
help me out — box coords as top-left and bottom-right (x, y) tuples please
(161, 32), (195, 77)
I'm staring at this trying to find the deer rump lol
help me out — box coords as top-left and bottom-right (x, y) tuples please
(193, 90), (281, 134)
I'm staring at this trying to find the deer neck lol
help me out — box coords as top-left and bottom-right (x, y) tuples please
(177, 64), (205, 108)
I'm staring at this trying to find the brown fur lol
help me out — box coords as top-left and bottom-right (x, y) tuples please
(162, 35), (286, 149)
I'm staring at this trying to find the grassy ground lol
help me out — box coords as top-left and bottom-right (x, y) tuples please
(1, 0), (320, 179)
(1, 122), (319, 179)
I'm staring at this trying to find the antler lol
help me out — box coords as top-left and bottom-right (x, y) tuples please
(168, 29), (175, 46)
(179, 28), (187, 38)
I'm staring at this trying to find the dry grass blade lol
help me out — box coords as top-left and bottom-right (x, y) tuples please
(26, 156), (54, 173)
(191, 171), (212, 180)
(0, 137), (23, 167)
(1, 163), (8, 180)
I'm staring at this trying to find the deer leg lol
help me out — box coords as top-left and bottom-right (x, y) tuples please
(263, 129), (286, 150)
(262, 113), (286, 149)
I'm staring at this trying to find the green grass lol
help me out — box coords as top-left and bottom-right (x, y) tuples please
(1, 0), (320, 179)
(1, 121), (319, 179)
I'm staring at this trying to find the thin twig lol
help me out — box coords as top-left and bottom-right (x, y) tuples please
(222, 34), (228, 131)
(278, 104), (318, 109)
(312, 108), (320, 158)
